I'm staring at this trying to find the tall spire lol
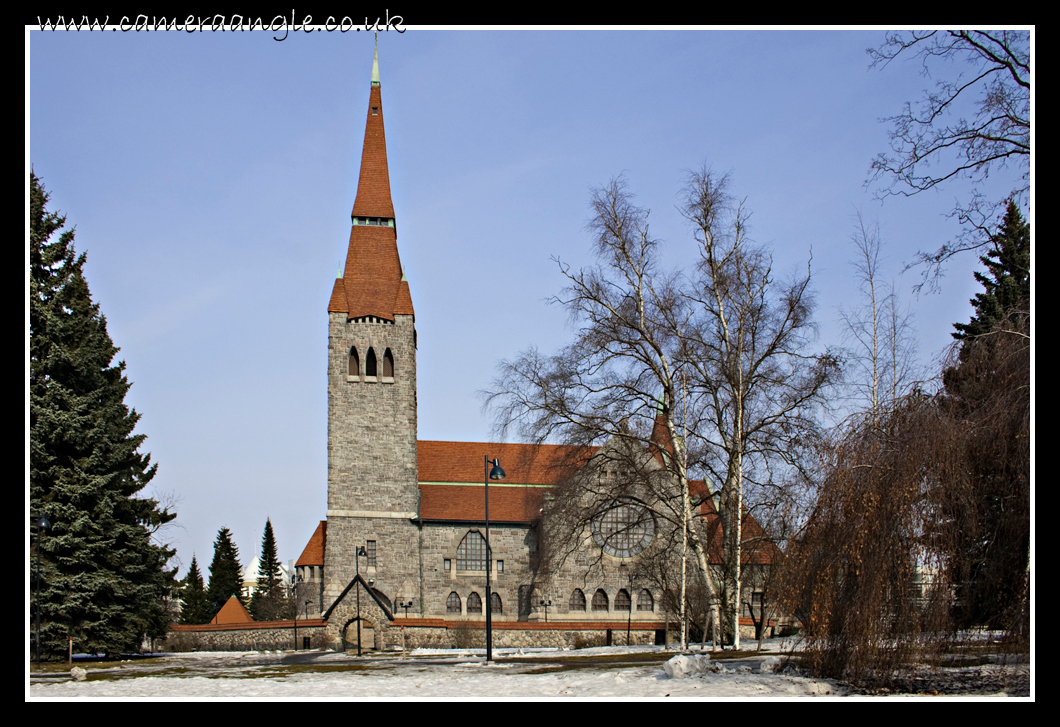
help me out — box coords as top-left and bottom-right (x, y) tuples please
(328, 42), (413, 320)
(351, 34), (394, 220)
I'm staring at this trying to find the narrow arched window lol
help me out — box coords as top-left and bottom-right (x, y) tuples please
(467, 592), (482, 614)
(570, 589), (586, 611)
(491, 592), (503, 614)
(637, 589), (654, 612)
(456, 531), (488, 571)
(446, 592), (461, 614)
(348, 346), (360, 378)
(383, 348), (394, 378)
(592, 589), (609, 611)
(365, 347), (378, 378)
(616, 589), (631, 611)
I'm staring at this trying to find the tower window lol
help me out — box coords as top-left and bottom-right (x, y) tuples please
(348, 346), (360, 379)
(383, 348), (394, 379)
(366, 540), (376, 568)
(365, 347), (378, 379)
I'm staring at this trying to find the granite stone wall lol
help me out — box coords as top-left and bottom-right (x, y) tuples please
(165, 622), (328, 652)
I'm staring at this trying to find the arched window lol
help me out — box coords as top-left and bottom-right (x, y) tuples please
(348, 346), (360, 378)
(467, 592), (482, 614)
(615, 589), (631, 611)
(446, 592), (461, 614)
(383, 348), (394, 378)
(637, 589), (654, 612)
(491, 592), (503, 614)
(592, 589), (609, 611)
(456, 531), (488, 571)
(365, 347), (378, 378)
(569, 589), (586, 611)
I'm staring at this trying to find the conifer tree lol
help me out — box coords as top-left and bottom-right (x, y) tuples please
(941, 199), (1031, 632)
(30, 172), (177, 659)
(249, 518), (287, 621)
(178, 556), (212, 625)
(952, 200), (1030, 342)
(206, 527), (243, 616)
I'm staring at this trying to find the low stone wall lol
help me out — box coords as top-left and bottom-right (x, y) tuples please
(165, 620), (328, 652)
(392, 620), (664, 650)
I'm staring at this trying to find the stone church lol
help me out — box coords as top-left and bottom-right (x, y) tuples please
(292, 48), (776, 652)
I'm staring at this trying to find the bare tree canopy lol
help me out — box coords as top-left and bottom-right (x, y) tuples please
(486, 170), (837, 650)
(868, 30), (1030, 285)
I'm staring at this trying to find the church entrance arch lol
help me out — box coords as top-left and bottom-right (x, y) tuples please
(341, 617), (376, 652)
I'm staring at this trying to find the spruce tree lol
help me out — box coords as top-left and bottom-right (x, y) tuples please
(30, 172), (177, 659)
(941, 198), (1031, 632)
(249, 518), (286, 621)
(179, 556), (212, 625)
(206, 527), (243, 617)
(952, 200), (1030, 342)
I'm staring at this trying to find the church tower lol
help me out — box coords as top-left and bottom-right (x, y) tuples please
(323, 44), (419, 615)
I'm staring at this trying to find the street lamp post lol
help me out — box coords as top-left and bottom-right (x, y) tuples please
(539, 599), (552, 623)
(626, 573), (638, 646)
(398, 600), (413, 658)
(34, 516), (51, 671)
(355, 545), (367, 656)
(484, 456), (506, 662)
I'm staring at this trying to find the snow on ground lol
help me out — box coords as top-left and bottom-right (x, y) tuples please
(30, 642), (845, 699)
(30, 639), (1026, 699)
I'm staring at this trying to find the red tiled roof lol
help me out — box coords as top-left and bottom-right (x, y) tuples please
(351, 84), (394, 219)
(296, 520), (327, 567)
(419, 484), (545, 523)
(329, 70), (414, 320)
(418, 440), (595, 485)
(693, 490), (781, 566)
(210, 595), (253, 624)
(417, 441), (594, 523)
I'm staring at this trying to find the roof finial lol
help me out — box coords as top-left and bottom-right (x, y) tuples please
(371, 32), (380, 86)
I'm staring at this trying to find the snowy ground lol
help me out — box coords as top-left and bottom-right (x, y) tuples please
(27, 640), (1028, 700)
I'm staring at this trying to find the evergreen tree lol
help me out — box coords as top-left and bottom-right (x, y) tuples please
(952, 200), (1030, 342)
(939, 198), (1031, 632)
(30, 172), (177, 659)
(179, 556), (212, 625)
(206, 527), (243, 617)
(249, 518), (287, 621)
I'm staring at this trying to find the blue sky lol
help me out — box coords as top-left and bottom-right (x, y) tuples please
(28, 27), (1030, 576)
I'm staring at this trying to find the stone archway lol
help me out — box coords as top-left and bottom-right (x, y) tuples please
(323, 575), (395, 651)
(342, 617), (376, 652)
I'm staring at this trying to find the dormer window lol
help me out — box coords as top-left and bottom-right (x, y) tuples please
(372, 106), (379, 115)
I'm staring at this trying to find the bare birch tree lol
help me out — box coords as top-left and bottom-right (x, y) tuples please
(486, 176), (722, 650)
(488, 171), (837, 651)
(678, 169), (838, 650)
(838, 212), (921, 422)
